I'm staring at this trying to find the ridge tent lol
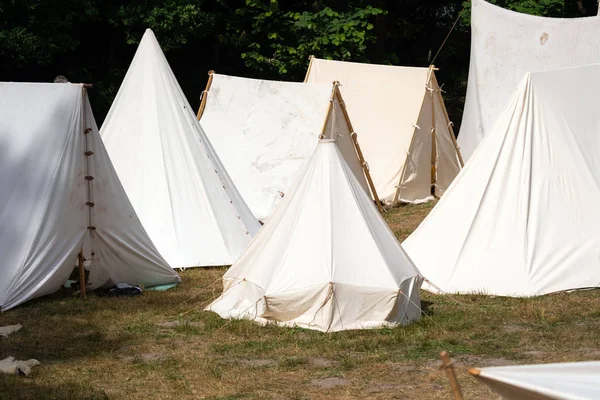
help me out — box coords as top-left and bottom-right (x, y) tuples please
(304, 57), (463, 206)
(469, 361), (600, 399)
(197, 73), (377, 221)
(100, 29), (260, 268)
(403, 64), (600, 297)
(206, 85), (421, 332)
(0, 82), (180, 311)
(457, 0), (600, 162)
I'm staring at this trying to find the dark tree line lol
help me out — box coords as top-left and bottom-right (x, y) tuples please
(1, 0), (597, 127)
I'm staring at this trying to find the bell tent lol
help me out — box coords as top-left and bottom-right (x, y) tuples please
(100, 29), (260, 268)
(457, 0), (600, 162)
(198, 73), (353, 221)
(304, 57), (463, 206)
(0, 82), (180, 311)
(403, 64), (600, 297)
(206, 85), (421, 332)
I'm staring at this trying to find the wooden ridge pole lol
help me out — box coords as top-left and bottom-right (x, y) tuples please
(78, 251), (86, 298)
(303, 55), (315, 83)
(196, 70), (215, 120)
(431, 73), (464, 168)
(332, 82), (383, 212)
(440, 351), (464, 400)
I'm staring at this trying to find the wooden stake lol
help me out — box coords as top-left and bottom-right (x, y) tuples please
(431, 73), (464, 168)
(78, 251), (86, 298)
(303, 55), (315, 83)
(331, 82), (383, 212)
(440, 351), (464, 400)
(196, 70), (215, 120)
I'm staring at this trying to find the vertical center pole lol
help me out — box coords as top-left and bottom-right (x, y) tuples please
(78, 251), (86, 297)
(429, 65), (438, 196)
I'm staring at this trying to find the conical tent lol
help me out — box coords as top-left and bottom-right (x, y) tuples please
(457, 0), (600, 162)
(198, 73), (340, 220)
(100, 29), (260, 268)
(305, 57), (463, 206)
(206, 94), (422, 331)
(469, 361), (600, 400)
(0, 82), (180, 311)
(403, 64), (600, 297)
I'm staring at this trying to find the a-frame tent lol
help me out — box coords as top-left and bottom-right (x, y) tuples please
(457, 0), (600, 162)
(0, 82), (180, 311)
(206, 84), (421, 332)
(304, 57), (463, 206)
(100, 29), (260, 268)
(197, 73), (381, 221)
(403, 64), (600, 297)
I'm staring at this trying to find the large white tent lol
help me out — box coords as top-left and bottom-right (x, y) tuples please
(198, 73), (337, 221)
(457, 0), (600, 162)
(206, 88), (422, 332)
(470, 361), (600, 399)
(403, 64), (600, 297)
(305, 57), (463, 206)
(0, 82), (180, 311)
(100, 29), (260, 268)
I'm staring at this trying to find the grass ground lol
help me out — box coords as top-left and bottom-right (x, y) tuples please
(2, 202), (600, 400)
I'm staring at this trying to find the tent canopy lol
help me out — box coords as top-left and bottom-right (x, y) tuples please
(100, 29), (260, 268)
(403, 64), (600, 297)
(206, 88), (421, 332)
(0, 82), (180, 311)
(305, 57), (462, 205)
(470, 361), (600, 400)
(198, 73), (335, 220)
(458, 0), (600, 161)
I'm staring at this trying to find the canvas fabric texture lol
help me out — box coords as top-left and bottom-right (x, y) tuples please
(458, 0), (600, 162)
(206, 139), (422, 332)
(305, 58), (461, 205)
(472, 361), (600, 400)
(403, 64), (600, 297)
(0, 82), (179, 311)
(100, 30), (260, 268)
(200, 74), (333, 220)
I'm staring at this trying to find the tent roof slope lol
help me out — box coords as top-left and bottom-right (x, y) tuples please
(206, 140), (422, 332)
(199, 73), (333, 220)
(457, 0), (600, 162)
(470, 361), (600, 400)
(100, 29), (260, 268)
(403, 63), (600, 297)
(0, 82), (179, 310)
(305, 57), (462, 205)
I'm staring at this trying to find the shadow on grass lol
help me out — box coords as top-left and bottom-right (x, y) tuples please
(0, 375), (110, 400)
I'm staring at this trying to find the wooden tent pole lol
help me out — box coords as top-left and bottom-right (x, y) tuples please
(332, 82), (383, 212)
(196, 70), (215, 120)
(78, 251), (86, 298)
(429, 65), (438, 197)
(303, 55), (315, 83)
(440, 351), (464, 400)
(432, 74), (464, 168)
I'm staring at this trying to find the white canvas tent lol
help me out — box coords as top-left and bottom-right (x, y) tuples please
(198, 73), (354, 220)
(0, 82), (180, 311)
(458, 0), (600, 162)
(305, 57), (463, 206)
(469, 361), (600, 399)
(403, 64), (600, 297)
(100, 29), (260, 268)
(206, 86), (422, 332)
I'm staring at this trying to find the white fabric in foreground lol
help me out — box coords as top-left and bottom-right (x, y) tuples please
(457, 0), (600, 162)
(472, 361), (600, 400)
(0, 357), (40, 376)
(0, 325), (22, 338)
(305, 58), (461, 205)
(100, 30), (260, 268)
(206, 140), (422, 332)
(200, 74), (333, 220)
(0, 82), (179, 311)
(403, 64), (600, 297)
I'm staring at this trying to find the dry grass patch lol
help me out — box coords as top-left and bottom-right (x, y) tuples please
(1, 203), (600, 399)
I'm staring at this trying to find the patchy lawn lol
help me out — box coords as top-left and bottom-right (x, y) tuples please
(1, 202), (600, 399)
